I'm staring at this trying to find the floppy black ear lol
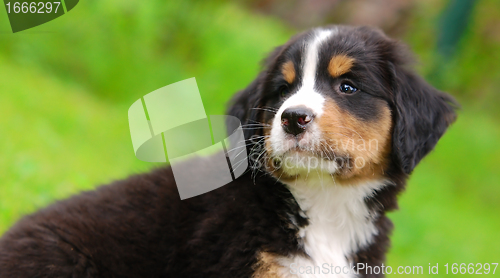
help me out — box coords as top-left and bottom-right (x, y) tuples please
(226, 72), (266, 140)
(226, 46), (284, 138)
(391, 65), (458, 174)
(227, 74), (264, 125)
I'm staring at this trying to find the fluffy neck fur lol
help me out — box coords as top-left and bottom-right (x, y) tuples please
(278, 175), (388, 277)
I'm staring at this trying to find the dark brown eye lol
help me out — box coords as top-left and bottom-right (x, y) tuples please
(279, 86), (290, 97)
(339, 83), (358, 94)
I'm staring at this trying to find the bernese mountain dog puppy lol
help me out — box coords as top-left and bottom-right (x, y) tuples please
(0, 25), (457, 277)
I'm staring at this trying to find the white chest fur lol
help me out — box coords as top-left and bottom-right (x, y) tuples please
(277, 177), (387, 278)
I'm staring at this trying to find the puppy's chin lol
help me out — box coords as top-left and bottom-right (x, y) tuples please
(270, 150), (339, 178)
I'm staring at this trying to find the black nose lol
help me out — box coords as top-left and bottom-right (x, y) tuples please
(281, 107), (315, 136)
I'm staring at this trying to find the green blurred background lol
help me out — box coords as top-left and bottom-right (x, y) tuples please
(0, 0), (499, 276)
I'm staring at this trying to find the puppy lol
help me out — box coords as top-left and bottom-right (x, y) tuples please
(0, 25), (457, 278)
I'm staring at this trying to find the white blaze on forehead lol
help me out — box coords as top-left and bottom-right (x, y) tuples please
(277, 29), (334, 118)
(301, 29), (333, 100)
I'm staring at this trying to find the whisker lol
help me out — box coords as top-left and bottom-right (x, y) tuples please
(247, 119), (270, 125)
(251, 107), (278, 114)
(240, 127), (267, 130)
(240, 123), (270, 127)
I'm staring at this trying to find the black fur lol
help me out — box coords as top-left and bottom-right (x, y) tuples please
(0, 166), (306, 277)
(0, 25), (457, 277)
(390, 67), (458, 174)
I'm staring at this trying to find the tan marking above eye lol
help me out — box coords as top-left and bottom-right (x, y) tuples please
(328, 54), (355, 78)
(281, 61), (295, 84)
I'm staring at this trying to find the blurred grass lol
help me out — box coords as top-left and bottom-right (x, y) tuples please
(0, 56), (151, 231)
(388, 111), (500, 275)
(0, 1), (292, 114)
(404, 0), (500, 116)
(0, 0), (499, 276)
